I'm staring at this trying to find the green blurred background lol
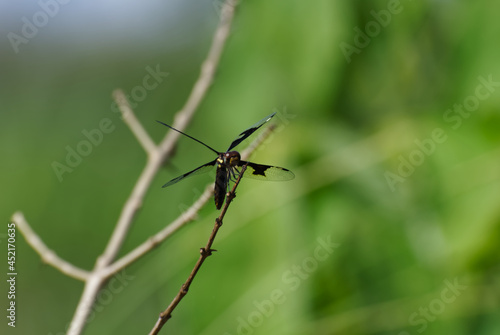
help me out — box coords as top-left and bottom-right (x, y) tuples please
(1, 0), (499, 334)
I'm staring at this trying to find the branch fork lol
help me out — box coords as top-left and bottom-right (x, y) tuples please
(11, 2), (247, 335)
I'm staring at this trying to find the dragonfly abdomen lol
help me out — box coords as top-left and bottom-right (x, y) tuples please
(214, 156), (228, 209)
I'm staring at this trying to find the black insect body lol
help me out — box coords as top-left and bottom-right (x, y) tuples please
(157, 112), (294, 209)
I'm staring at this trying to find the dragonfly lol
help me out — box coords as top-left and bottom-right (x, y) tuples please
(157, 112), (295, 209)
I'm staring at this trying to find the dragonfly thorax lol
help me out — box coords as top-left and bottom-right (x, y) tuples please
(223, 151), (241, 167)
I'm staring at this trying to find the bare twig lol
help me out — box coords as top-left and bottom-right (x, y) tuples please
(12, 1), (239, 334)
(149, 164), (249, 335)
(12, 212), (89, 281)
(113, 89), (156, 155)
(67, 2), (238, 334)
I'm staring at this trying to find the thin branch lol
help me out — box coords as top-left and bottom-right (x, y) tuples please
(97, 160), (160, 268)
(148, 164), (249, 335)
(12, 211), (89, 281)
(103, 183), (214, 278)
(113, 89), (157, 155)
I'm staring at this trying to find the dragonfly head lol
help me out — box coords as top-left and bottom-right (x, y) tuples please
(224, 151), (241, 167)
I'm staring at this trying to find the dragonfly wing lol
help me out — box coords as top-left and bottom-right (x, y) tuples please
(238, 161), (295, 181)
(226, 112), (276, 152)
(156, 120), (220, 154)
(162, 160), (217, 188)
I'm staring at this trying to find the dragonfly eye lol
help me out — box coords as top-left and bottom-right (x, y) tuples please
(225, 151), (241, 167)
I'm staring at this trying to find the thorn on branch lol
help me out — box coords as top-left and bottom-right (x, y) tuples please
(226, 191), (236, 203)
(181, 285), (189, 295)
(149, 236), (161, 249)
(200, 248), (217, 257)
(159, 311), (172, 320)
(200, 248), (209, 256)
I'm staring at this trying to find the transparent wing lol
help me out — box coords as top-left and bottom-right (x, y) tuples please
(162, 160), (216, 188)
(238, 161), (295, 181)
(227, 112), (276, 151)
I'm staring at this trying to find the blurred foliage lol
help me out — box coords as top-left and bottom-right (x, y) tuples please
(1, 0), (499, 334)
